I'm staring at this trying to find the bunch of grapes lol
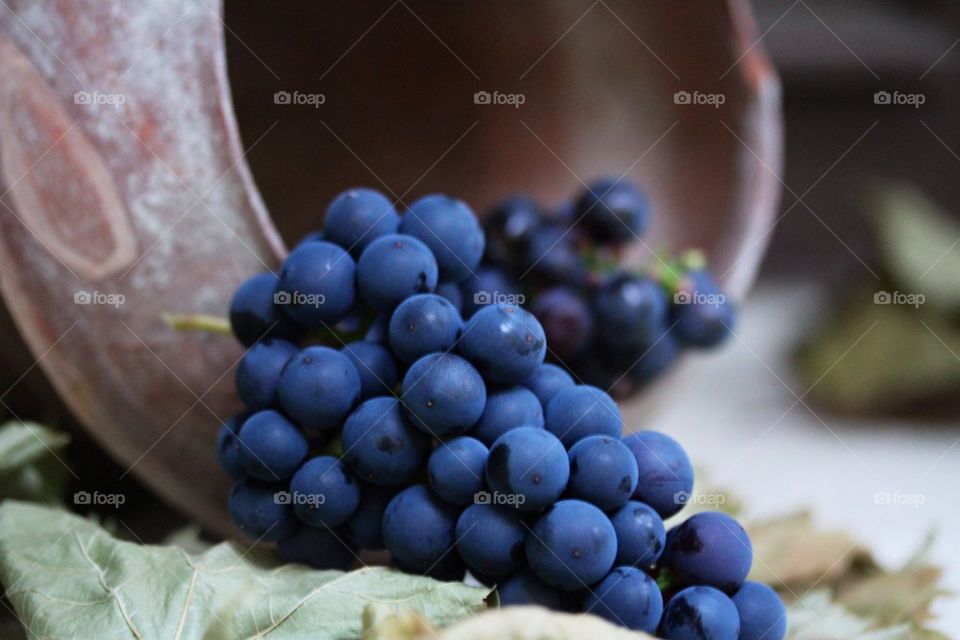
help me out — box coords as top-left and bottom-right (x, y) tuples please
(218, 188), (785, 639)
(478, 178), (736, 398)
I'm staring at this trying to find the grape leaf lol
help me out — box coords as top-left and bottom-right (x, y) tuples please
(0, 421), (69, 504)
(0, 502), (487, 640)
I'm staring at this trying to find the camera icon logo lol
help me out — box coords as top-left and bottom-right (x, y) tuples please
(274, 91), (292, 105)
(73, 91), (92, 105)
(273, 491), (292, 505)
(674, 491), (691, 505)
(74, 290), (92, 304)
(874, 291), (892, 304)
(474, 91), (492, 105)
(673, 291), (692, 305)
(474, 491), (492, 504)
(674, 91), (692, 105)
(274, 291), (292, 305)
(73, 490), (91, 504)
(874, 91), (891, 105)
(473, 291), (492, 305)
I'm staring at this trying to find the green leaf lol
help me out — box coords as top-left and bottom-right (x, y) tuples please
(0, 421), (70, 504)
(0, 502), (487, 640)
(786, 591), (918, 640)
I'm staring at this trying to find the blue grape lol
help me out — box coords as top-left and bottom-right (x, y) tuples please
(574, 177), (649, 243)
(238, 410), (308, 481)
(484, 196), (544, 266)
(216, 413), (250, 480)
(525, 500), (617, 590)
(486, 427), (569, 512)
(610, 501), (666, 568)
(357, 234), (439, 311)
(228, 479), (296, 541)
(628, 327), (681, 388)
(663, 511), (753, 594)
(278, 525), (355, 570)
(621, 431), (693, 518)
(471, 386), (544, 446)
(341, 397), (429, 486)
(456, 504), (526, 577)
(459, 304), (546, 384)
(545, 385), (622, 448)
(289, 455), (361, 527)
(276, 241), (356, 326)
(323, 188), (399, 255)
(532, 286), (593, 361)
(435, 282), (463, 312)
(593, 272), (667, 348)
(524, 224), (588, 285)
(584, 566), (663, 632)
(566, 435), (638, 510)
(401, 353), (486, 437)
(343, 484), (398, 550)
(277, 346), (361, 430)
(294, 231), (324, 248)
(660, 586), (741, 640)
(340, 340), (399, 400)
(382, 485), (459, 572)
(498, 569), (561, 609)
(235, 339), (299, 411)
(401, 194), (484, 283)
(229, 272), (303, 346)
(521, 364), (575, 408)
(388, 293), (462, 364)
(459, 266), (520, 317)
(428, 436), (488, 505)
(672, 269), (736, 348)
(732, 581), (787, 640)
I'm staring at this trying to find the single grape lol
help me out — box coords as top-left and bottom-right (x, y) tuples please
(545, 385), (622, 448)
(229, 272), (303, 346)
(663, 511), (753, 594)
(357, 234), (439, 311)
(322, 188), (399, 255)
(459, 265), (521, 317)
(388, 293), (462, 364)
(484, 196), (544, 266)
(593, 272), (667, 348)
(278, 525), (355, 570)
(459, 304), (546, 384)
(277, 346), (361, 430)
(276, 241), (357, 326)
(339, 340), (399, 400)
(237, 409), (308, 481)
(621, 431), (694, 518)
(486, 427), (569, 512)
(566, 435), (638, 511)
(532, 287), (593, 361)
(288, 455), (361, 527)
(521, 363), (575, 409)
(627, 327), (681, 388)
(401, 194), (484, 283)
(583, 566), (663, 633)
(341, 397), (430, 486)
(382, 484), (459, 572)
(609, 501), (666, 568)
(524, 224), (588, 285)
(343, 484), (398, 550)
(498, 569), (561, 609)
(435, 281), (463, 312)
(471, 386), (544, 446)
(216, 413), (250, 480)
(235, 339), (299, 411)
(525, 500), (617, 590)
(228, 479), (296, 541)
(672, 269), (736, 348)
(455, 504), (526, 577)
(401, 353), (486, 437)
(427, 436), (488, 506)
(732, 581), (787, 640)
(660, 586), (740, 640)
(574, 177), (649, 243)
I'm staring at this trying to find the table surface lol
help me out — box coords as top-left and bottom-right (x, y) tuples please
(644, 282), (959, 634)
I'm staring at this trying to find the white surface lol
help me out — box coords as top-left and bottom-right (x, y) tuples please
(650, 282), (958, 634)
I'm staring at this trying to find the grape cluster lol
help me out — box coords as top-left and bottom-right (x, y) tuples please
(479, 178), (736, 397)
(219, 187), (784, 639)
